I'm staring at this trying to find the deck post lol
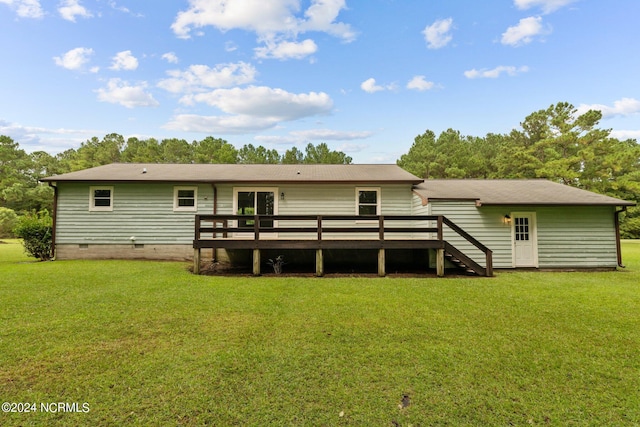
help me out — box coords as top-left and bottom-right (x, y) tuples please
(193, 248), (201, 275)
(316, 249), (324, 277)
(378, 248), (386, 277)
(253, 248), (261, 276)
(436, 248), (445, 277)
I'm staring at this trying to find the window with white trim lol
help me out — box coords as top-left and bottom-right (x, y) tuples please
(233, 187), (277, 229)
(89, 186), (113, 212)
(356, 187), (380, 216)
(173, 186), (198, 211)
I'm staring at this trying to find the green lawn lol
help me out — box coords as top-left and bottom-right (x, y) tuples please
(1, 240), (639, 426)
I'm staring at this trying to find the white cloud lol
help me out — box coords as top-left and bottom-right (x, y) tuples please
(161, 52), (179, 64)
(406, 75), (435, 91)
(337, 142), (368, 153)
(109, 50), (139, 71)
(171, 0), (354, 61)
(0, 119), (100, 152)
(157, 62), (257, 94)
(185, 86), (332, 118)
(464, 65), (529, 79)
(422, 17), (453, 49)
(292, 129), (372, 141)
(299, 0), (356, 41)
(360, 78), (396, 93)
(172, 0), (354, 39)
(58, 0), (92, 22)
(53, 47), (95, 71)
(0, 0), (43, 18)
(514, 0), (577, 14)
(164, 114), (281, 134)
(255, 39), (318, 60)
(576, 98), (640, 118)
(255, 129), (372, 145)
(164, 85), (333, 134)
(610, 130), (640, 141)
(96, 78), (159, 108)
(501, 16), (549, 46)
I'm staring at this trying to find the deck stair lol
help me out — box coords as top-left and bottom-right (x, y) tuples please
(445, 252), (479, 275)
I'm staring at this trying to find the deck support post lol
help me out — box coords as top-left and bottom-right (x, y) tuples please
(316, 249), (324, 277)
(378, 248), (386, 277)
(253, 248), (261, 276)
(193, 248), (201, 275)
(436, 248), (445, 277)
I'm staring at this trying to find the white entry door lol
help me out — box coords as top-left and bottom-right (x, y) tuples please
(512, 212), (538, 267)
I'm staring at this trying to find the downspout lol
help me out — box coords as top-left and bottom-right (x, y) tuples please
(615, 206), (627, 268)
(48, 182), (58, 259)
(212, 183), (217, 214)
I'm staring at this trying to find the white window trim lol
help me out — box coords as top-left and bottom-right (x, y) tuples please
(89, 186), (114, 212)
(232, 187), (279, 216)
(173, 186), (198, 212)
(232, 187), (279, 237)
(355, 187), (381, 221)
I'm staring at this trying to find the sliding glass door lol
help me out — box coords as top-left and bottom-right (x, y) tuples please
(234, 188), (277, 230)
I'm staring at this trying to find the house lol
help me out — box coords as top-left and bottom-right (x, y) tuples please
(41, 163), (634, 276)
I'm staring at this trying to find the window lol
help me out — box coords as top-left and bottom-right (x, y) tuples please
(356, 188), (380, 217)
(90, 186), (113, 211)
(515, 217), (530, 241)
(234, 188), (277, 229)
(174, 186), (198, 211)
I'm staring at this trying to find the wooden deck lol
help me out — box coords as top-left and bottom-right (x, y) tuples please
(193, 214), (493, 277)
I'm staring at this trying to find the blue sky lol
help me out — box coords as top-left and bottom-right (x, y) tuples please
(1, 0), (639, 163)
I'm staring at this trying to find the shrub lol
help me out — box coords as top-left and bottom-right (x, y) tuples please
(621, 206), (640, 239)
(0, 207), (18, 238)
(13, 210), (53, 260)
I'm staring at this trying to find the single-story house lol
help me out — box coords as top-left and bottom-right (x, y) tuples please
(41, 163), (635, 276)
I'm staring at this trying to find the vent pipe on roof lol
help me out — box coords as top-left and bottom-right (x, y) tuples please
(142, 168), (147, 174)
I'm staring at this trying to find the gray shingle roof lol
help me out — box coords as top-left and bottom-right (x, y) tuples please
(41, 163), (423, 184)
(413, 179), (635, 206)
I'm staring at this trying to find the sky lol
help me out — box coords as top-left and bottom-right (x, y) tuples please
(1, 0), (639, 164)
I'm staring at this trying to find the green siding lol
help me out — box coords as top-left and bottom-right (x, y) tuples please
(430, 201), (618, 268)
(430, 201), (509, 268)
(214, 183), (417, 239)
(57, 182), (416, 244)
(535, 206), (617, 268)
(56, 183), (214, 245)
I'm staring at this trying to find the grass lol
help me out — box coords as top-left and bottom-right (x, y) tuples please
(1, 240), (639, 426)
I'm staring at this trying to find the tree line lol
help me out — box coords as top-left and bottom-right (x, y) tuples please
(1, 101), (639, 237)
(397, 102), (640, 237)
(0, 136), (352, 215)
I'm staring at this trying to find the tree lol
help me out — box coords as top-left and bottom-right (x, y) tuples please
(62, 134), (125, 171)
(396, 129), (497, 179)
(121, 137), (163, 163)
(282, 146), (304, 164)
(0, 207), (18, 237)
(303, 143), (352, 164)
(0, 135), (36, 211)
(396, 130), (437, 178)
(495, 102), (612, 184)
(160, 138), (193, 163)
(238, 144), (281, 164)
(193, 137), (238, 163)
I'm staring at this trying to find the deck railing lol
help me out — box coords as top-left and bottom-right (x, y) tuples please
(193, 214), (492, 276)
